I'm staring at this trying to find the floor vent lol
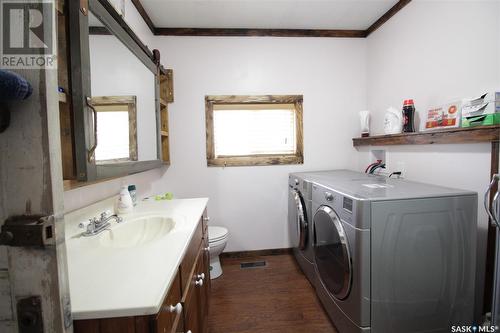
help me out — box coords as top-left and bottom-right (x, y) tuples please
(240, 261), (266, 269)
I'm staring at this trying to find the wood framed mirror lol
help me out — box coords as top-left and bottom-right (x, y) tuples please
(63, 0), (163, 186)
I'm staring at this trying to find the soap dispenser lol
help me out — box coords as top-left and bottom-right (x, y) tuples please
(117, 186), (134, 214)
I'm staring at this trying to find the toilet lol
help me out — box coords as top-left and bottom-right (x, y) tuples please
(208, 226), (229, 279)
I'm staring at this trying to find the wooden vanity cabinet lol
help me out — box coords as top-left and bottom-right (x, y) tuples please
(155, 272), (183, 333)
(74, 214), (210, 333)
(182, 211), (210, 333)
(199, 225), (211, 331)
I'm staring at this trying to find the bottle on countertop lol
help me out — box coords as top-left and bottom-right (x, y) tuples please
(402, 99), (416, 133)
(117, 186), (134, 214)
(128, 184), (137, 206)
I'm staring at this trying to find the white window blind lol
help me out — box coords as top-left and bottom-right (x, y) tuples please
(213, 104), (296, 157)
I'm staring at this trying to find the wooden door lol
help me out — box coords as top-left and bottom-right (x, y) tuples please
(0, 2), (72, 332)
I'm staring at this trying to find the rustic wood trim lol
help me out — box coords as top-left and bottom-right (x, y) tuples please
(295, 99), (304, 162)
(206, 95), (302, 104)
(352, 125), (500, 146)
(131, 0), (155, 34)
(365, 0), (412, 36)
(158, 71), (174, 165)
(162, 69), (174, 103)
(154, 28), (367, 38)
(209, 155), (304, 167)
(90, 95), (136, 106)
(91, 95), (138, 162)
(205, 97), (215, 162)
(134, 0), (409, 38)
(58, 5), (77, 180)
(205, 95), (304, 167)
(220, 248), (293, 259)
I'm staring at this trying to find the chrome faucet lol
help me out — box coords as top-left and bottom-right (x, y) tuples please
(79, 211), (123, 237)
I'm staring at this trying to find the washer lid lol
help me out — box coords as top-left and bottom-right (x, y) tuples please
(208, 226), (228, 242)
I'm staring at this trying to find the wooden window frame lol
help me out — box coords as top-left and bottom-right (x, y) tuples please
(91, 95), (138, 163)
(205, 95), (304, 167)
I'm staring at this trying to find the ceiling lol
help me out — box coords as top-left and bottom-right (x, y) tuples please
(139, 0), (400, 30)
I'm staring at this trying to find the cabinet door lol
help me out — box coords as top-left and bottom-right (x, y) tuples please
(155, 271), (183, 333)
(198, 237), (211, 333)
(184, 263), (200, 333)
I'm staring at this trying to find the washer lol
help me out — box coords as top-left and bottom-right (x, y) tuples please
(288, 170), (372, 284)
(288, 174), (315, 281)
(309, 170), (480, 333)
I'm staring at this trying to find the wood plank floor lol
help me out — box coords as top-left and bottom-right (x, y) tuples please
(208, 254), (338, 333)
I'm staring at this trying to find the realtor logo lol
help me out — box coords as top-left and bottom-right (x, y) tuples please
(1, 0), (56, 69)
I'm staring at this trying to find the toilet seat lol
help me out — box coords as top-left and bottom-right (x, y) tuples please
(208, 226), (228, 243)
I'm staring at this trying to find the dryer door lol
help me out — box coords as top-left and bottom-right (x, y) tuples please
(290, 189), (307, 250)
(314, 205), (352, 300)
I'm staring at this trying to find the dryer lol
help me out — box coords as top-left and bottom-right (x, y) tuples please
(310, 171), (480, 333)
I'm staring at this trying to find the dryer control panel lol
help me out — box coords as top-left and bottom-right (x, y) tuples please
(312, 183), (370, 229)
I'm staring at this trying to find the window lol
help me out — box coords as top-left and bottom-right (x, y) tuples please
(205, 95), (303, 166)
(91, 96), (138, 163)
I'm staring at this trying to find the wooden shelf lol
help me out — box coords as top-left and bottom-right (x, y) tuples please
(161, 130), (169, 137)
(353, 125), (500, 147)
(159, 98), (168, 107)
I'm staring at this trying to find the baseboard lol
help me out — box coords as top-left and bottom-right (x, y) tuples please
(220, 248), (293, 259)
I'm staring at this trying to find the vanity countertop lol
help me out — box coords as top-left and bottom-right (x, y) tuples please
(65, 197), (209, 320)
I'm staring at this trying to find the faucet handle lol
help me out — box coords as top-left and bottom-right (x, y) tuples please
(79, 219), (96, 234)
(78, 221), (88, 229)
(100, 210), (112, 220)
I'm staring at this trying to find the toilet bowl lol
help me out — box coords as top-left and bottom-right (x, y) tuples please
(208, 226), (228, 279)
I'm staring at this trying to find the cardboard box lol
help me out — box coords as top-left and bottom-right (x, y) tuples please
(461, 91), (500, 127)
(424, 101), (461, 130)
(462, 113), (500, 127)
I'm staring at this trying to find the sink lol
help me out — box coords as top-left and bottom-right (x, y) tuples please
(99, 216), (175, 248)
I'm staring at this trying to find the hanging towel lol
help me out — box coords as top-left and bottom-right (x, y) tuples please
(0, 70), (32, 101)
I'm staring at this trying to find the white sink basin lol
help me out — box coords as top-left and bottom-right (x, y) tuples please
(99, 216), (175, 248)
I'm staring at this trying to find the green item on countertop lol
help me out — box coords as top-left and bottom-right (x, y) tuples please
(461, 113), (500, 127)
(154, 192), (173, 200)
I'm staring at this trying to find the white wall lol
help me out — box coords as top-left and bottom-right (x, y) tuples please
(359, 0), (499, 217)
(152, 37), (366, 251)
(89, 35), (157, 161)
